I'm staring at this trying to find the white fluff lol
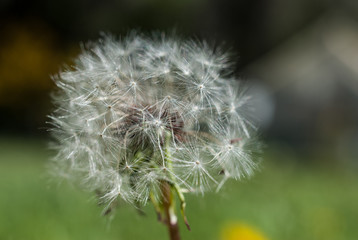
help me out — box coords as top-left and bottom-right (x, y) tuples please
(49, 32), (260, 206)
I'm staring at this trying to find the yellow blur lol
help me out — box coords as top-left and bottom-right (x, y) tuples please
(221, 222), (268, 240)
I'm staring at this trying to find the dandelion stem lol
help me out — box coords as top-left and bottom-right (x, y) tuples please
(161, 180), (180, 240)
(160, 131), (181, 240)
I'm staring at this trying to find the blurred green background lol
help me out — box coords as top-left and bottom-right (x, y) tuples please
(1, 0), (358, 239)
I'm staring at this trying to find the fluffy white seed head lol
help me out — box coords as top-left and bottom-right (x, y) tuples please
(49, 32), (260, 207)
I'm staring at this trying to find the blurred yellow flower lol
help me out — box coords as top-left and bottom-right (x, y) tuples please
(221, 222), (268, 240)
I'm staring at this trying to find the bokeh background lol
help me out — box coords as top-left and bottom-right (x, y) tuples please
(1, 0), (358, 239)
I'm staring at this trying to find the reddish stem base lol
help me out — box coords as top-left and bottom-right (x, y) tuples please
(161, 181), (181, 240)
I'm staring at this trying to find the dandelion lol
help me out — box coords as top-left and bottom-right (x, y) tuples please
(49, 32), (260, 240)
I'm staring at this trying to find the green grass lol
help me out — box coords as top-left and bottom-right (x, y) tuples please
(0, 138), (357, 240)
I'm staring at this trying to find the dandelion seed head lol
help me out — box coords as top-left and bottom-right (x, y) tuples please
(49, 31), (260, 207)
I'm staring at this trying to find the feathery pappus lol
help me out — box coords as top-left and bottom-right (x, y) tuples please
(49, 32), (261, 228)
